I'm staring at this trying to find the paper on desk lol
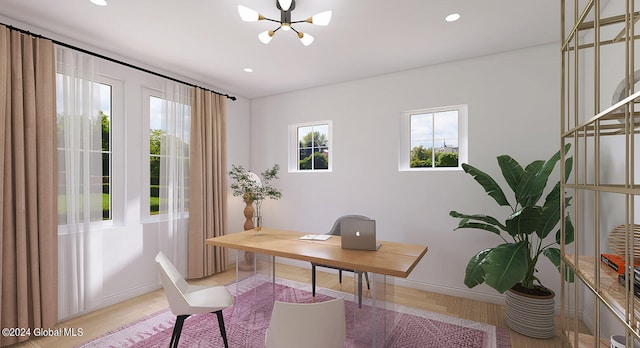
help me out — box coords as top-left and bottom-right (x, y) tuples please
(299, 234), (332, 241)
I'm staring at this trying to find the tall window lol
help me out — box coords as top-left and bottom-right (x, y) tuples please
(146, 89), (191, 218)
(289, 121), (332, 172)
(100, 84), (112, 220)
(399, 105), (468, 171)
(56, 75), (113, 224)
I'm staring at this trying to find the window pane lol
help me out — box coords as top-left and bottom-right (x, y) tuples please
(434, 110), (459, 168)
(410, 113), (433, 168)
(150, 96), (164, 215)
(292, 122), (331, 172)
(100, 83), (112, 220)
(148, 95), (191, 215)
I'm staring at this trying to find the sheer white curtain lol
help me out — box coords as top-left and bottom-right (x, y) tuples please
(156, 82), (192, 270)
(55, 46), (103, 318)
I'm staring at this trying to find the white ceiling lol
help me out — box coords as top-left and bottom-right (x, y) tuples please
(0, 0), (560, 99)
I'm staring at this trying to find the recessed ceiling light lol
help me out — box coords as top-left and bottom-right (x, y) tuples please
(244, 68), (254, 73)
(445, 13), (461, 22)
(90, 0), (107, 6)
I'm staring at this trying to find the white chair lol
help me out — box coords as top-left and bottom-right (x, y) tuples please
(155, 252), (234, 348)
(265, 298), (346, 348)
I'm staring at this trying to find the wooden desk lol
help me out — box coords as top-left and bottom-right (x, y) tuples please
(206, 228), (428, 347)
(205, 228), (428, 278)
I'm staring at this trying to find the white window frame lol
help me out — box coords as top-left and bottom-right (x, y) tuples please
(398, 104), (468, 171)
(288, 120), (333, 173)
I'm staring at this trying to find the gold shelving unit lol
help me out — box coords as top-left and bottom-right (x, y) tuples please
(560, 1), (640, 347)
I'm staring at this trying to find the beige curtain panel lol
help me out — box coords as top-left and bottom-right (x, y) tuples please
(188, 88), (228, 279)
(0, 25), (58, 347)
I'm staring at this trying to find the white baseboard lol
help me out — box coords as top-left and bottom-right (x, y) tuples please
(101, 281), (161, 308)
(59, 282), (162, 322)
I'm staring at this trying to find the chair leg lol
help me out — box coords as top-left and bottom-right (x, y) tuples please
(339, 269), (343, 284)
(214, 310), (229, 348)
(364, 272), (370, 290)
(312, 263), (316, 298)
(169, 315), (188, 348)
(357, 272), (363, 308)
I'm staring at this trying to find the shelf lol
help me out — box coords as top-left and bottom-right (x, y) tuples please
(564, 255), (640, 322)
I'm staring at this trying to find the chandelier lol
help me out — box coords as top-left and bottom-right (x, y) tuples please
(237, 0), (332, 46)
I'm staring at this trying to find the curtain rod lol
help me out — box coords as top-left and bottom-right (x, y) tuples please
(2, 22), (237, 101)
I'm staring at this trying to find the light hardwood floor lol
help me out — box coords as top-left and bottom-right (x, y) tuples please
(9, 263), (578, 348)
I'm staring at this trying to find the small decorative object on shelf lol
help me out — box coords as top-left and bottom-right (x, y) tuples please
(608, 224), (640, 259)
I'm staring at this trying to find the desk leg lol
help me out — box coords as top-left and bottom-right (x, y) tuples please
(352, 273), (394, 348)
(235, 250), (239, 297)
(272, 255), (276, 296)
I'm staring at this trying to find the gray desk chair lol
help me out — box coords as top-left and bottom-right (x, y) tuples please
(311, 215), (371, 308)
(155, 252), (234, 348)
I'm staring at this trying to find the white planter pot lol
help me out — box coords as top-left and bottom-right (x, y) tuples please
(505, 287), (555, 339)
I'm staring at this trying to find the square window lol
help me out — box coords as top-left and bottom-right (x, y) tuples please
(399, 105), (467, 171)
(289, 121), (332, 172)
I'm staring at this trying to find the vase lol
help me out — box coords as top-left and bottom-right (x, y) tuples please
(505, 286), (555, 339)
(238, 199), (256, 271)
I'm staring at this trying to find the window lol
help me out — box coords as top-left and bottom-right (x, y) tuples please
(56, 75), (116, 224)
(399, 105), (468, 171)
(289, 121), (332, 172)
(99, 83), (112, 220)
(144, 88), (191, 218)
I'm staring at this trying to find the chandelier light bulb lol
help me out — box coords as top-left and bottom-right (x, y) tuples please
(238, 5), (261, 22)
(298, 32), (314, 46)
(258, 30), (275, 44)
(281, 23), (291, 31)
(277, 0), (293, 11)
(309, 10), (332, 26)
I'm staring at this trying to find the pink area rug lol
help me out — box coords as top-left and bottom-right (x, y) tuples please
(77, 277), (510, 348)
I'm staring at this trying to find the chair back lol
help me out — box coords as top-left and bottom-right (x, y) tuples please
(328, 215), (371, 236)
(155, 252), (192, 316)
(265, 298), (346, 348)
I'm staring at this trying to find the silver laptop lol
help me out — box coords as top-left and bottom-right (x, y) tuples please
(340, 218), (381, 250)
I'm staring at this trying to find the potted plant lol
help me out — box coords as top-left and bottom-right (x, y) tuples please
(229, 163), (283, 231)
(449, 144), (573, 339)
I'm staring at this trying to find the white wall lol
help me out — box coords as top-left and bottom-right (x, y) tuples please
(248, 43), (562, 304)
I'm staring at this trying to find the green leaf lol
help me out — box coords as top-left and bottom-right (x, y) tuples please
(461, 163), (511, 207)
(497, 155), (524, 196)
(564, 155), (573, 182)
(556, 215), (574, 245)
(520, 143), (572, 207)
(505, 206), (543, 237)
(483, 242), (528, 293)
(537, 182), (560, 239)
(543, 247), (575, 282)
(449, 211), (507, 234)
(464, 249), (491, 288)
(516, 160), (545, 207)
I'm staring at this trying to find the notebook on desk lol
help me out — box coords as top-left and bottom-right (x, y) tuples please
(340, 218), (381, 251)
